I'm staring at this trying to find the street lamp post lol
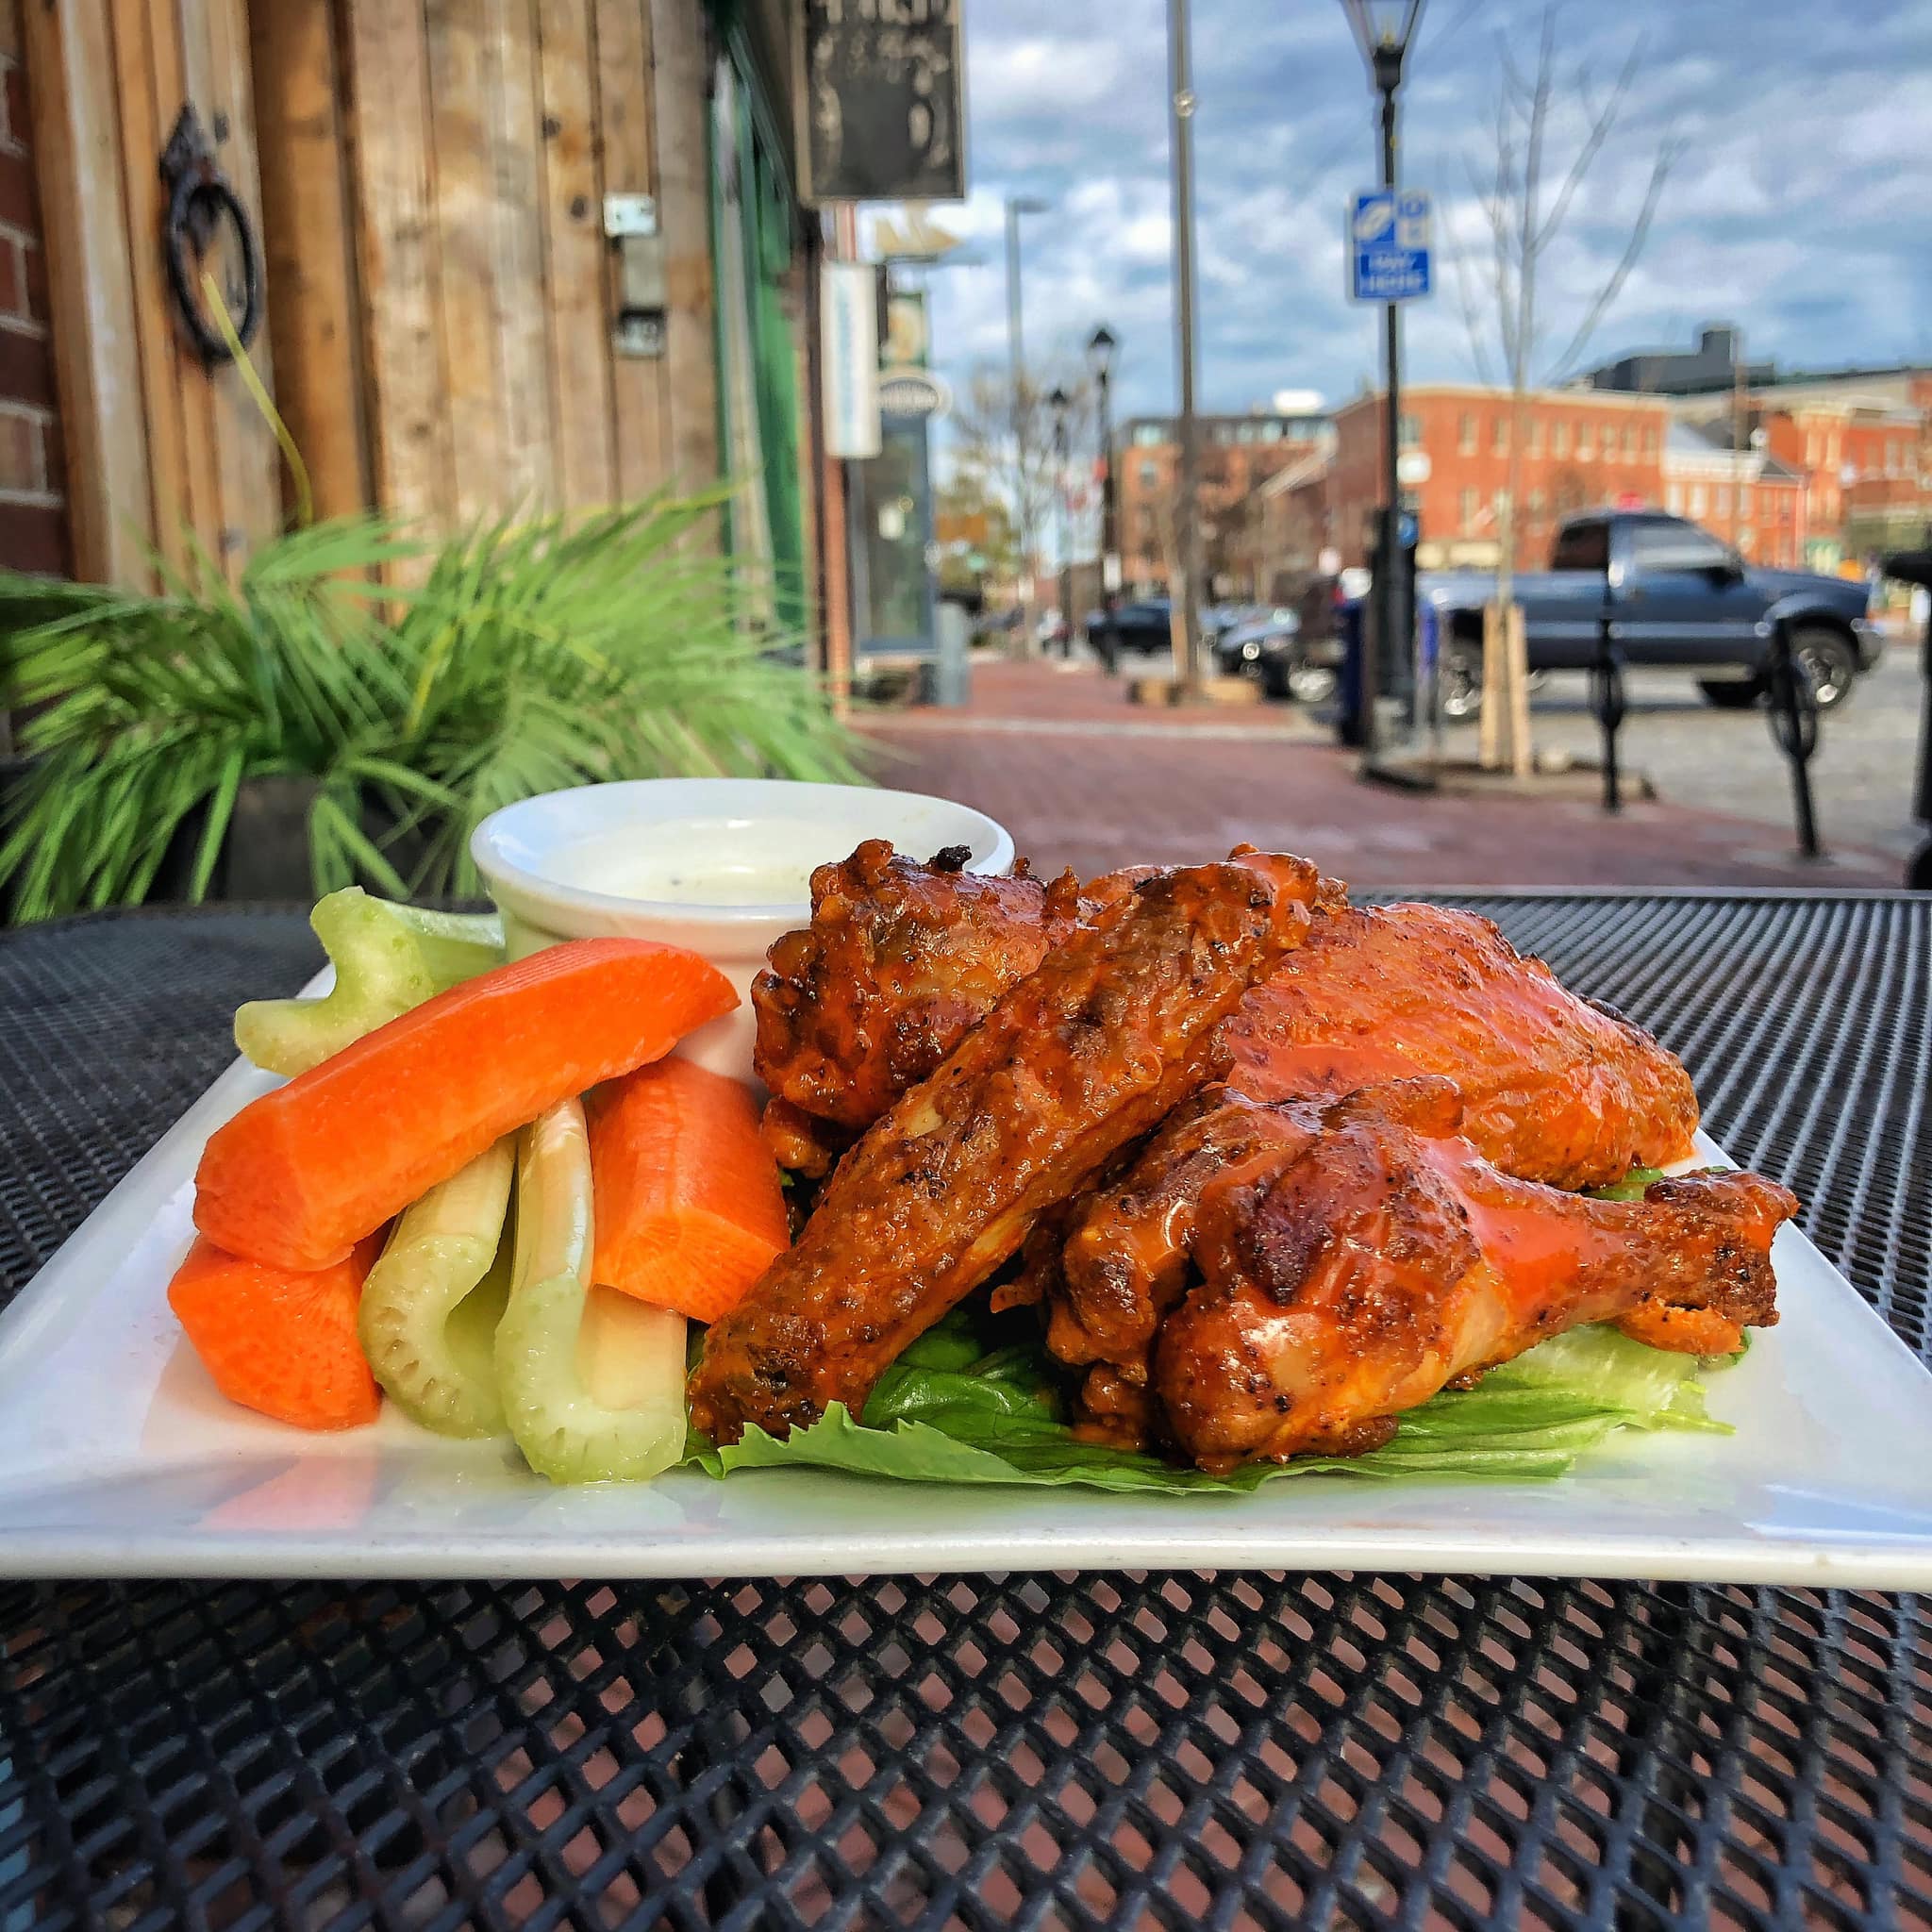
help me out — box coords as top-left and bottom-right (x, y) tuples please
(1005, 194), (1049, 653)
(1343, 0), (1424, 760)
(1087, 325), (1120, 626)
(1168, 0), (1207, 696)
(1050, 385), (1073, 659)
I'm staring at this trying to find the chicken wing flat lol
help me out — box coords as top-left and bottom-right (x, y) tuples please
(1220, 903), (1699, 1188)
(1041, 903), (1701, 1392)
(1154, 1079), (1792, 1472)
(752, 839), (1083, 1133)
(751, 842), (1347, 1166)
(688, 855), (1324, 1444)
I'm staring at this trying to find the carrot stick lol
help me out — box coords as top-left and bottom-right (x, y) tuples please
(588, 1058), (791, 1324)
(195, 939), (736, 1271)
(167, 1233), (385, 1430)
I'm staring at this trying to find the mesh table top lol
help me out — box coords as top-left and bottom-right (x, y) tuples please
(0, 898), (1926, 1932)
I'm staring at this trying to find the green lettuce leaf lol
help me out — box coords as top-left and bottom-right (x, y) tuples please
(685, 1307), (1733, 1495)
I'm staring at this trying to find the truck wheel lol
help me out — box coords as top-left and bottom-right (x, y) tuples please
(1285, 662), (1339, 704)
(1698, 680), (1762, 709)
(1790, 627), (1857, 710)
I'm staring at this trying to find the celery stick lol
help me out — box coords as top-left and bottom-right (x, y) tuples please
(234, 889), (504, 1076)
(495, 1099), (688, 1484)
(358, 1138), (515, 1437)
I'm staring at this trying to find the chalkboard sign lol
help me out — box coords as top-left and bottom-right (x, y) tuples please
(794, 0), (965, 206)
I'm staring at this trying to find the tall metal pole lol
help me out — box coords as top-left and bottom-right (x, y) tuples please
(1005, 201), (1027, 647)
(1052, 391), (1073, 658)
(1096, 363), (1117, 612)
(1370, 74), (1400, 760)
(1006, 196), (1047, 655)
(1168, 0), (1206, 696)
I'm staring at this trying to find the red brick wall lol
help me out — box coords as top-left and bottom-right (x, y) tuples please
(1331, 388), (1669, 568)
(0, 0), (69, 577)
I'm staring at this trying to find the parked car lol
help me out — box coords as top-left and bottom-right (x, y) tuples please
(1087, 600), (1235, 672)
(1423, 511), (1882, 717)
(1209, 608), (1343, 703)
(1087, 599), (1174, 671)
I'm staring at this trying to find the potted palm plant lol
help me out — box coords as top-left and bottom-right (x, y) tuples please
(0, 494), (858, 922)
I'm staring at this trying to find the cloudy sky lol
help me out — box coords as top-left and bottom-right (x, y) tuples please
(904, 0), (1932, 425)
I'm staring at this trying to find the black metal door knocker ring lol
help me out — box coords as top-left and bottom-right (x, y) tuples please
(159, 104), (262, 367)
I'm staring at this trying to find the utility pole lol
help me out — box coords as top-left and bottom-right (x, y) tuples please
(1005, 195), (1048, 655)
(1732, 324), (1748, 553)
(1050, 385), (1073, 658)
(1168, 0), (1206, 695)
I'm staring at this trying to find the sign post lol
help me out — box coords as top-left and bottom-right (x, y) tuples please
(1347, 183), (1432, 762)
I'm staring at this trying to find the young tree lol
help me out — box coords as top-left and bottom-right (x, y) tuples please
(947, 363), (1095, 653)
(1446, 3), (1682, 770)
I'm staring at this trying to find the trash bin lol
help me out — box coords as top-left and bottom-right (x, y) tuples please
(1334, 598), (1366, 748)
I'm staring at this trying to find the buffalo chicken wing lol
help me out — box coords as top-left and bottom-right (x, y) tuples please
(1154, 1079), (1791, 1471)
(689, 855), (1324, 1443)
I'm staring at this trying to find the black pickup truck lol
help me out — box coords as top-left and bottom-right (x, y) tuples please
(1422, 510), (1883, 714)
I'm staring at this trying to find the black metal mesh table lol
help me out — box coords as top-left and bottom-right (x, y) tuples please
(1, 899), (1927, 1931)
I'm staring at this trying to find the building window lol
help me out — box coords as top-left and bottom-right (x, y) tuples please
(1622, 424), (1637, 458)
(1527, 419), (1543, 457)
(1527, 488), (1545, 513)
(1644, 426), (1658, 458)
(1827, 431), (1841, 466)
(1740, 528), (1756, 554)
(1398, 413), (1421, 448)
(1740, 484), (1753, 513)
(1259, 422), (1283, 442)
(1690, 483), (1707, 515)
(1713, 485), (1729, 518)
(1491, 416), (1508, 455)
(1553, 421), (1570, 457)
(1457, 412), (1475, 455)
(1132, 424), (1164, 446)
(1138, 459), (1158, 486)
(1459, 486), (1479, 531)
(1667, 483), (1684, 514)
(1576, 424), (1594, 460)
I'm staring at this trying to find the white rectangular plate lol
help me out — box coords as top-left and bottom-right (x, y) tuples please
(4, 1032), (1931, 1585)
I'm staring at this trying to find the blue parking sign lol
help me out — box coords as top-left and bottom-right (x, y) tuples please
(1349, 189), (1432, 302)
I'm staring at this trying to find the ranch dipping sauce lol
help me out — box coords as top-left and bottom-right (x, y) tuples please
(471, 779), (1016, 1082)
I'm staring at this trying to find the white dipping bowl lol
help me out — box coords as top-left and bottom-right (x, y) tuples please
(471, 778), (1015, 1081)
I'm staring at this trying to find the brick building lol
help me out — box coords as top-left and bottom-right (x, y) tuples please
(1112, 410), (1332, 593)
(1328, 385), (1669, 571)
(1589, 326), (1932, 568)
(1659, 422), (1807, 568)
(0, 0), (66, 576)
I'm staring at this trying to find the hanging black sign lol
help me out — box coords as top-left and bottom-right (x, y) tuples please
(794, 0), (965, 206)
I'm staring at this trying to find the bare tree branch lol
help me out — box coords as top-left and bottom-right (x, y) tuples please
(1546, 137), (1685, 382)
(1534, 38), (1643, 252)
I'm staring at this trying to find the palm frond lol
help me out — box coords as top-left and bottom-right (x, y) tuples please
(0, 491), (858, 920)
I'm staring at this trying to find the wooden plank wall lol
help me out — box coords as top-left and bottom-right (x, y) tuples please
(25, 0), (279, 581)
(266, 0), (722, 532)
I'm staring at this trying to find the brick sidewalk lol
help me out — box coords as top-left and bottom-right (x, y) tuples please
(861, 662), (1900, 891)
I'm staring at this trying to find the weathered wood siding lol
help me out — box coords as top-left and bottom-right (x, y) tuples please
(25, 0), (279, 582)
(257, 0), (721, 532)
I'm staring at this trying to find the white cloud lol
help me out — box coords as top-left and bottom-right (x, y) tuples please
(921, 0), (1932, 437)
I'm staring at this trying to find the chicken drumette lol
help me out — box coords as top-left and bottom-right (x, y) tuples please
(1153, 1079), (1790, 1471)
(751, 840), (1083, 1150)
(689, 854), (1324, 1444)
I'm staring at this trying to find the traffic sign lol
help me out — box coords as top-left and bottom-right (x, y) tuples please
(1349, 188), (1432, 303)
